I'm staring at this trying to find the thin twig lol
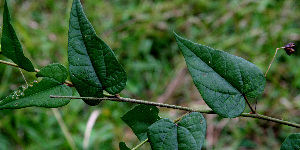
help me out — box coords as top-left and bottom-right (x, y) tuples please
(0, 60), (20, 68)
(0, 60), (40, 72)
(50, 95), (213, 113)
(253, 47), (284, 118)
(19, 68), (29, 87)
(265, 47), (285, 77)
(240, 113), (300, 128)
(173, 112), (189, 123)
(51, 108), (78, 150)
(0, 60), (75, 86)
(49, 95), (300, 128)
(132, 138), (148, 150)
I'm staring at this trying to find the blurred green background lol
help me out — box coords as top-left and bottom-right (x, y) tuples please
(0, 0), (299, 149)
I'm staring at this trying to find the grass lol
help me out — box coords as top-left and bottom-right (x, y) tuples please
(0, 0), (299, 149)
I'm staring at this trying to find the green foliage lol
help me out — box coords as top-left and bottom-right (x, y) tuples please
(174, 33), (265, 118)
(68, 0), (127, 106)
(36, 63), (68, 83)
(1, 0), (35, 72)
(0, 63), (71, 109)
(147, 112), (206, 150)
(0, 0), (298, 149)
(280, 133), (300, 150)
(119, 141), (131, 150)
(121, 105), (161, 141)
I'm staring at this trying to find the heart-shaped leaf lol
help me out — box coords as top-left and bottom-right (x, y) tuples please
(281, 133), (300, 150)
(1, 0), (35, 72)
(0, 64), (72, 109)
(147, 112), (206, 150)
(68, 0), (127, 106)
(174, 33), (266, 118)
(121, 105), (160, 141)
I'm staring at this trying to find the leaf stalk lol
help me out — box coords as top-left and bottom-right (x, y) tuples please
(265, 47), (285, 77)
(243, 94), (256, 114)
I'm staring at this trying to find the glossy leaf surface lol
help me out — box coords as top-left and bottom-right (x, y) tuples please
(0, 64), (71, 109)
(1, 0), (35, 72)
(174, 33), (266, 118)
(147, 112), (206, 150)
(121, 105), (160, 141)
(68, 0), (127, 105)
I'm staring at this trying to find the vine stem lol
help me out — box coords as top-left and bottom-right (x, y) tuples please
(132, 138), (148, 150)
(50, 95), (300, 128)
(0, 60), (21, 68)
(0, 60), (40, 72)
(0, 60), (74, 86)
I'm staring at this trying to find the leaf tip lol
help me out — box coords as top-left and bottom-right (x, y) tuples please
(173, 31), (180, 39)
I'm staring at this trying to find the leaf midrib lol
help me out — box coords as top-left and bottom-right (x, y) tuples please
(71, 2), (103, 89)
(0, 78), (62, 106)
(179, 39), (242, 95)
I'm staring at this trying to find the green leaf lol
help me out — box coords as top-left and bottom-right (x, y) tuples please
(177, 112), (206, 149)
(36, 63), (68, 83)
(281, 133), (300, 150)
(1, 0), (35, 72)
(119, 142), (131, 150)
(0, 64), (72, 109)
(121, 105), (160, 141)
(68, 0), (127, 106)
(147, 112), (206, 150)
(174, 33), (266, 118)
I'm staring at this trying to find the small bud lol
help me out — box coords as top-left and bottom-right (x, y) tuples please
(284, 42), (296, 56)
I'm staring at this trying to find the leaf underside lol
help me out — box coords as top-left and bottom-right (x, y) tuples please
(174, 33), (266, 118)
(0, 64), (72, 109)
(121, 105), (161, 141)
(68, 0), (127, 106)
(1, 0), (35, 72)
(147, 112), (206, 150)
